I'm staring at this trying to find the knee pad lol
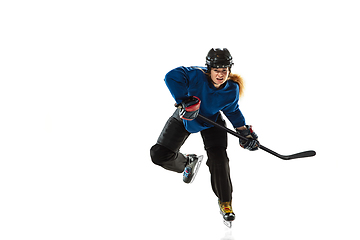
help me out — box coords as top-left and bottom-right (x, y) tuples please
(150, 144), (162, 165)
(150, 144), (175, 166)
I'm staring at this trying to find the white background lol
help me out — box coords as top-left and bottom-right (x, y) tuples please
(1, 0), (359, 239)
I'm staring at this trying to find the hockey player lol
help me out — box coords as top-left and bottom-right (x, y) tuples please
(150, 48), (259, 226)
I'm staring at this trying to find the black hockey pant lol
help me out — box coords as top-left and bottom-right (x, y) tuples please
(150, 109), (233, 202)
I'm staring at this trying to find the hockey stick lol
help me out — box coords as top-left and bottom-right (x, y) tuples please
(195, 114), (316, 160)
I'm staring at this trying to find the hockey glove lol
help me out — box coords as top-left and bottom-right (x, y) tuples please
(237, 125), (259, 151)
(176, 96), (201, 121)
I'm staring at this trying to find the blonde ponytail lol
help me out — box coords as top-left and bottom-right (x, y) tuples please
(229, 73), (245, 98)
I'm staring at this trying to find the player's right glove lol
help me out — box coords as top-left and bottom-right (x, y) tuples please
(176, 96), (201, 121)
(237, 125), (259, 151)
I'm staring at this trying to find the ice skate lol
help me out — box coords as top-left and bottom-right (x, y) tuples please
(219, 200), (235, 228)
(182, 154), (203, 184)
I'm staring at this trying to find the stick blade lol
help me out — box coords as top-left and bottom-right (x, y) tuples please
(282, 150), (316, 160)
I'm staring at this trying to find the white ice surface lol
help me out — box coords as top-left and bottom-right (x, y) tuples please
(1, 0), (359, 239)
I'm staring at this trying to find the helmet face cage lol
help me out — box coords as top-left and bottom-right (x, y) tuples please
(206, 48), (234, 70)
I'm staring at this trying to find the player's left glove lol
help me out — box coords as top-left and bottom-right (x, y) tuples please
(237, 125), (259, 151)
(176, 96), (201, 121)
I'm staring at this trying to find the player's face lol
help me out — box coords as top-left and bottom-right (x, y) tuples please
(210, 68), (230, 88)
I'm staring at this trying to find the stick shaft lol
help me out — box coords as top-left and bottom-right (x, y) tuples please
(196, 114), (316, 160)
(196, 114), (247, 141)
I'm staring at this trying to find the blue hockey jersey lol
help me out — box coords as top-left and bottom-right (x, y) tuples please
(164, 66), (246, 133)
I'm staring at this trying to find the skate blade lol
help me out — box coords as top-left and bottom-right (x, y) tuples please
(219, 209), (233, 228)
(223, 220), (232, 228)
(188, 155), (203, 184)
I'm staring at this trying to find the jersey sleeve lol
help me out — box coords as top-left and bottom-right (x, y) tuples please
(221, 87), (246, 128)
(164, 67), (190, 104)
(223, 107), (246, 128)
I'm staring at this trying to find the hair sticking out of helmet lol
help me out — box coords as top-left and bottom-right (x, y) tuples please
(206, 48), (234, 71)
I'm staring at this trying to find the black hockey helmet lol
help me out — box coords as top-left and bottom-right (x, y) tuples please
(205, 48), (234, 70)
